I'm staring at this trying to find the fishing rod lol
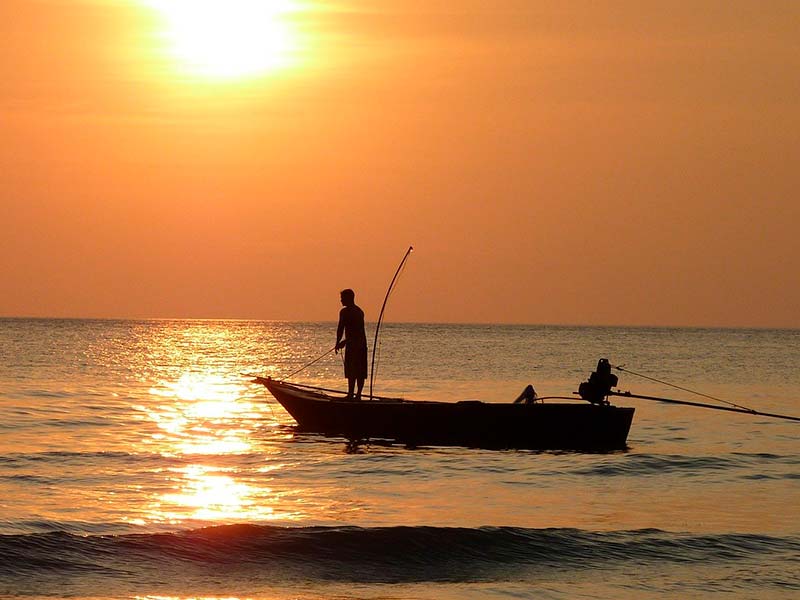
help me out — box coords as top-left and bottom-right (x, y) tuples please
(242, 345), (337, 383)
(283, 345), (338, 380)
(369, 245), (413, 400)
(606, 363), (800, 422)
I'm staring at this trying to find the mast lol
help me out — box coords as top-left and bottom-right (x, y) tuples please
(369, 246), (413, 400)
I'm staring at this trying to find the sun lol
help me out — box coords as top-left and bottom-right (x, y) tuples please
(148, 0), (300, 80)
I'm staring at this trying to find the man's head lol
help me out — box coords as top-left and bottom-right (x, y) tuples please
(340, 288), (355, 306)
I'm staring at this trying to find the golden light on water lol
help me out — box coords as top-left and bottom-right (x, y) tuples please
(137, 596), (250, 600)
(147, 373), (258, 455)
(139, 370), (298, 524)
(159, 465), (286, 522)
(146, 0), (302, 79)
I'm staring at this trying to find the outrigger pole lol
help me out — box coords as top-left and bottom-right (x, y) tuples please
(605, 363), (800, 422)
(608, 390), (800, 422)
(369, 245), (413, 400)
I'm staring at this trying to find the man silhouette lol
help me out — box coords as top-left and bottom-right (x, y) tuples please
(335, 289), (368, 400)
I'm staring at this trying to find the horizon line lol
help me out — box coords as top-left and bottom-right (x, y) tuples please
(0, 315), (797, 332)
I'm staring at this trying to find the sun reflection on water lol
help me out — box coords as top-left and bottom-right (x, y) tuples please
(146, 373), (262, 456)
(137, 597), (252, 600)
(154, 465), (290, 522)
(139, 370), (298, 524)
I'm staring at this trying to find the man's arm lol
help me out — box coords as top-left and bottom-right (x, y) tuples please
(336, 310), (346, 350)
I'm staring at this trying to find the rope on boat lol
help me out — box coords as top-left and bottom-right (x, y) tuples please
(282, 345), (337, 381)
(612, 364), (800, 422)
(612, 364), (756, 413)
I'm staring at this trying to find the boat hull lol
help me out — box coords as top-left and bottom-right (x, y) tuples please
(258, 379), (634, 451)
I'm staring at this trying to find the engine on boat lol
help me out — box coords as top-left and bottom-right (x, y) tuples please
(578, 358), (619, 405)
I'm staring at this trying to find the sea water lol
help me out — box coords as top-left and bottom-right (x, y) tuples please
(0, 319), (798, 599)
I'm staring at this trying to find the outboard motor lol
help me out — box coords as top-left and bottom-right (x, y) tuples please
(578, 359), (619, 405)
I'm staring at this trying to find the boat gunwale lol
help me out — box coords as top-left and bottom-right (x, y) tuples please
(256, 377), (411, 403)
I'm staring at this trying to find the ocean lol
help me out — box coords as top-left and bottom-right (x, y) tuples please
(0, 319), (798, 599)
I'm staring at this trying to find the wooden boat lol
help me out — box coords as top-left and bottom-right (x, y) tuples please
(254, 360), (635, 450)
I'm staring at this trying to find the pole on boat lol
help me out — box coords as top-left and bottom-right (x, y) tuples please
(608, 390), (800, 422)
(576, 359), (800, 421)
(369, 245), (413, 400)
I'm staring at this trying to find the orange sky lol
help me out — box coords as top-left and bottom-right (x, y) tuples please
(1, 1), (798, 327)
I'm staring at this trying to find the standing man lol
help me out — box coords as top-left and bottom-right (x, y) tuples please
(335, 288), (368, 400)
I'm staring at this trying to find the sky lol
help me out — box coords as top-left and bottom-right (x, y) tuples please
(1, 0), (798, 327)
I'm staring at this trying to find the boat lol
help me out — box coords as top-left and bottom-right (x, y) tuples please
(253, 359), (635, 450)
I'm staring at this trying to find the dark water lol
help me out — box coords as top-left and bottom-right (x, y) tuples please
(0, 319), (798, 599)
(3, 525), (799, 598)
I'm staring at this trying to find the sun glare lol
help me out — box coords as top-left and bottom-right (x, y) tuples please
(148, 0), (300, 79)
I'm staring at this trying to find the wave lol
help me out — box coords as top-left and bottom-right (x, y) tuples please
(572, 454), (742, 476)
(567, 452), (800, 477)
(0, 450), (264, 469)
(1, 525), (799, 585)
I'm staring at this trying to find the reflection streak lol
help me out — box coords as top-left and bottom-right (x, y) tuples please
(142, 370), (298, 524)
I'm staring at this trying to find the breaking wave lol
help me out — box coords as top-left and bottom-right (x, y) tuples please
(2, 525), (799, 585)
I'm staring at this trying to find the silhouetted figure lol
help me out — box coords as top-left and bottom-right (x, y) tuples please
(513, 384), (538, 404)
(335, 288), (368, 400)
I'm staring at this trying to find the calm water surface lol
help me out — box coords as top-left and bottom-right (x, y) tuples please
(0, 319), (798, 599)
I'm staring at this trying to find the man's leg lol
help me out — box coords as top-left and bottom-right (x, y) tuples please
(355, 378), (365, 400)
(347, 377), (355, 400)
